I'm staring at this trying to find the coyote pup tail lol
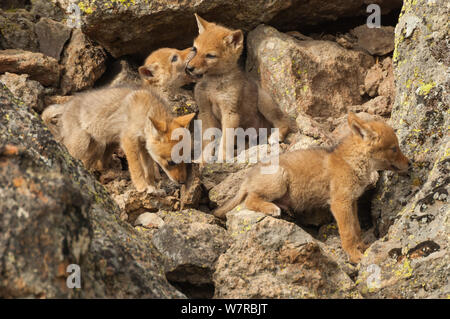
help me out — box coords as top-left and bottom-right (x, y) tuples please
(214, 187), (248, 219)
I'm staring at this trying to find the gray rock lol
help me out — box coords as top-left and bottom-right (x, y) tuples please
(60, 29), (107, 94)
(246, 25), (374, 122)
(0, 72), (45, 112)
(134, 212), (165, 228)
(0, 9), (38, 52)
(360, 0), (449, 298)
(34, 17), (71, 60)
(54, 0), (401, 58)
(152, 217), (230, 298)
(0, 84), (185, 298)
(350, 25), (395, 56)
(214, 210), (359, 298)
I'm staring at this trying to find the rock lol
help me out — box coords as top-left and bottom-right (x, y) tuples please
(106, 179), (179, 226)
(287, 133), (322, 151)
(0, 49), (60, 86)
(0, 9), (38, 52)
(213, 210), (359, 298)
(350, 25), (395, 56)
(180, 164), (204, 209)
(246, 25), (374, 122)
(34, 17), (72, 60)
(157, 209), (220, 227)
(348, 96), (392, 117)
(30, 0), (66, 21)
(364, 63), (383, 97)
(268, 0), (402, 31)
(201, 162), (251, 191)
(331, 112), (384, 142)
(43, 94), (73, 109)
(0, 72), (45, 113)
(134, 212), (165, 228)
(54, 0), (401, 58)
(360, 0), (449, 298)
(152, 218), (230, 298)
(295, 113), (334, 143)
(378, 57), (395, 101)
(1, 1), (30, 10)
(100, 59), (140, 88)
(60, 29), (107, 94)
(0, 84), (184, 298)
(209, 166), (251, 209)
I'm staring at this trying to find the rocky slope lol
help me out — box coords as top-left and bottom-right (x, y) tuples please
(0, 0), (448, 299)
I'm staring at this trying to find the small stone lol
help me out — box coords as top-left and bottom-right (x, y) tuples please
(134, 212), (165, 228)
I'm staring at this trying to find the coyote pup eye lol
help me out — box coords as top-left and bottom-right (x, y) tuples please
(206, 53), (216, 59)
(171, 55), (178, 63)
(191, 46), (197, 52)
(391, 146), (398, 153)
(167, 160), (176, 166)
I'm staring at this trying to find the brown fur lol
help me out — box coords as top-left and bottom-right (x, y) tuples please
(58, 86), (195, 193)
(214, 113), (410, 263)
(186, 14), (291, 162)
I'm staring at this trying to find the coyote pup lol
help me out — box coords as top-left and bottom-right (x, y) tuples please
(186, 14), (291, 162)
(42, 47), (194, 139)
(58, 87), (195, 193)
(139, 47), (195, 92)
(215, 113), (410, 263)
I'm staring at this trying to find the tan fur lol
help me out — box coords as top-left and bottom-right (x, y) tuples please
(215, 113), (410, 263)
(139, 47), (195, 93)
(42, 47), (194, 138)
(58, 86), (195, 193)
(186, 14), (291, 162)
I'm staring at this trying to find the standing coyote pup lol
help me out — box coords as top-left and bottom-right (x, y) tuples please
(215, 113), (410, 263)
(186, 14), (291, 162)
(58, 87), (195, 193)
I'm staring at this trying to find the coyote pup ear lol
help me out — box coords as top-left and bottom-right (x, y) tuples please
(195, 13), (209, 34)
(224, 30), (244, 50)
(174, 113), (196, 128)
(348, 112), (374, 140)
(148, 116), (168, 136)
(139, 64), (158, 79)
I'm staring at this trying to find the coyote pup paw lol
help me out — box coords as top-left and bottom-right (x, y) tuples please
(261, 203), (281, 217)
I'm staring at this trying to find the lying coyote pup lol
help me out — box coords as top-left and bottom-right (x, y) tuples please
(215, 113), (410, 263)
(186, 14), (291, 162)
(58, 87), (195, 193)
(42, 47), (193, 140)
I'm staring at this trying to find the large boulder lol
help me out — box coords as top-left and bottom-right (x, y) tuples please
(0, 84), (184, 298)
(152, 210), (230, 298)
(350, 25), (395, 56)
(246, 25), (374, 122)
(0, 49), (60, 87)
(0, 9), (38, 52)
(53, 0), (401, 58)
(60, 29), (107, 94)
(34, 17), (72, 60)
(357, 0), (449, 298)
(213, 210), (358, 298)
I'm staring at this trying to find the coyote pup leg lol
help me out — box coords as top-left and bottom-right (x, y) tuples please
(121, 135), (151, 192)
(330, 198), (365, 263)
(245, 192), (281, 217)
